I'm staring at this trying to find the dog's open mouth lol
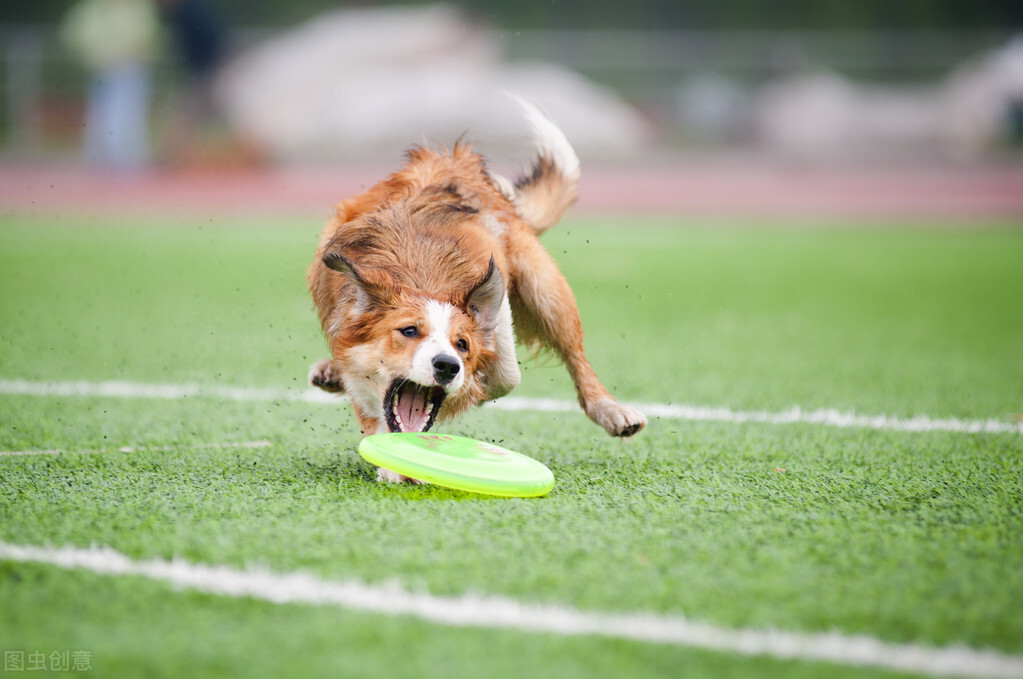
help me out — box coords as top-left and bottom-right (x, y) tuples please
(384, 379), (446, 433)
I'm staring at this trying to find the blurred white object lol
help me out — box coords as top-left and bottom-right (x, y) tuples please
(753, 36), (1023, 160)
(674, 74), (751, 144)
(940, 36), (1023, 157)
(214, 5), (649, 161)
(754, 72), (941, 160)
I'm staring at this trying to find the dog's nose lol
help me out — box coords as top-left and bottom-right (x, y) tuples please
(432, 355), (461, 385)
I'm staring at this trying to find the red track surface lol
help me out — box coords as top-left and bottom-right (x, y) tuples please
(2, 160), (1022, 221)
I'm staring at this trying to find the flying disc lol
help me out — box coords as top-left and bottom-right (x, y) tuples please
(358, 433), (554, 497)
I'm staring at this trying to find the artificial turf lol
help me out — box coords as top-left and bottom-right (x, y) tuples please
(1, 561), (913, 679)
(1, 213), (1021, 678)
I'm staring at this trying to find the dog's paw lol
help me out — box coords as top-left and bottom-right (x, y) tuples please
(376, 467), (427, 485)
(587, 397), (647, 437)
(309, 359), (345, 393)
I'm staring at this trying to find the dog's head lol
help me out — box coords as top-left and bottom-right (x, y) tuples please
(322, 245), (504, 433)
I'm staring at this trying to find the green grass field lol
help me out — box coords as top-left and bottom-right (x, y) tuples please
(2, 213), (1022, 678)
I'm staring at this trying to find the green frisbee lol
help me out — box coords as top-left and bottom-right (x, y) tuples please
(358, 433), (555, 497)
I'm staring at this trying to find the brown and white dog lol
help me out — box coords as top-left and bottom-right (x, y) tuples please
(307, 99), (646, 481)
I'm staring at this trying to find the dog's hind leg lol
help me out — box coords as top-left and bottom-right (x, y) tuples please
(506, 233), (646, 437)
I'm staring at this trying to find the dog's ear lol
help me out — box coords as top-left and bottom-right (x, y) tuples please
(322, 247), (390, 307)
(466, 256), (504, 334)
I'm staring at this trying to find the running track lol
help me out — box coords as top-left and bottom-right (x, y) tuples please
(2, 160), (1022, 219)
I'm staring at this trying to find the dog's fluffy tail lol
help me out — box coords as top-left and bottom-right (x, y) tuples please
(491, 95), (580, 235)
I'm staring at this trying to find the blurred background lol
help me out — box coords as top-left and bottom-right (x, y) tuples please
(2, 0), (1022, 216)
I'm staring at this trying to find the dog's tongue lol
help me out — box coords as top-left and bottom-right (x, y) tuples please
(396, 383), (431, 432)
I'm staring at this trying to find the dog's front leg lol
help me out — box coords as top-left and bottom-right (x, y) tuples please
(308, 358), (346, 393)
(508, 234), (646, 437)
(482, 295), (522, 400)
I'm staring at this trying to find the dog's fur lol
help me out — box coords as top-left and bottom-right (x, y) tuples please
(307, 100), (646, 481)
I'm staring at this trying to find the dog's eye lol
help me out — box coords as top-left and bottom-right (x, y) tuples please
(399, 326), (419, 338)
(455, 338), (469, 353)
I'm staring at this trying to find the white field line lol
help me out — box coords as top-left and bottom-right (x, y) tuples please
(1, 542), (1021, 679)
(1, 378), (1021, 436)
(0, 440), (272, 457)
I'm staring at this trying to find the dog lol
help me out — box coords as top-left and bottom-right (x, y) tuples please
(307, 99), (646, 481)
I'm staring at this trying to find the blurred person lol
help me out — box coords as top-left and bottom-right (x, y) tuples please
(160, 0), (225, 80)
(61, 0), (160, 171)
(157, 0), (225, 164)
(157, 0), (261, 169)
